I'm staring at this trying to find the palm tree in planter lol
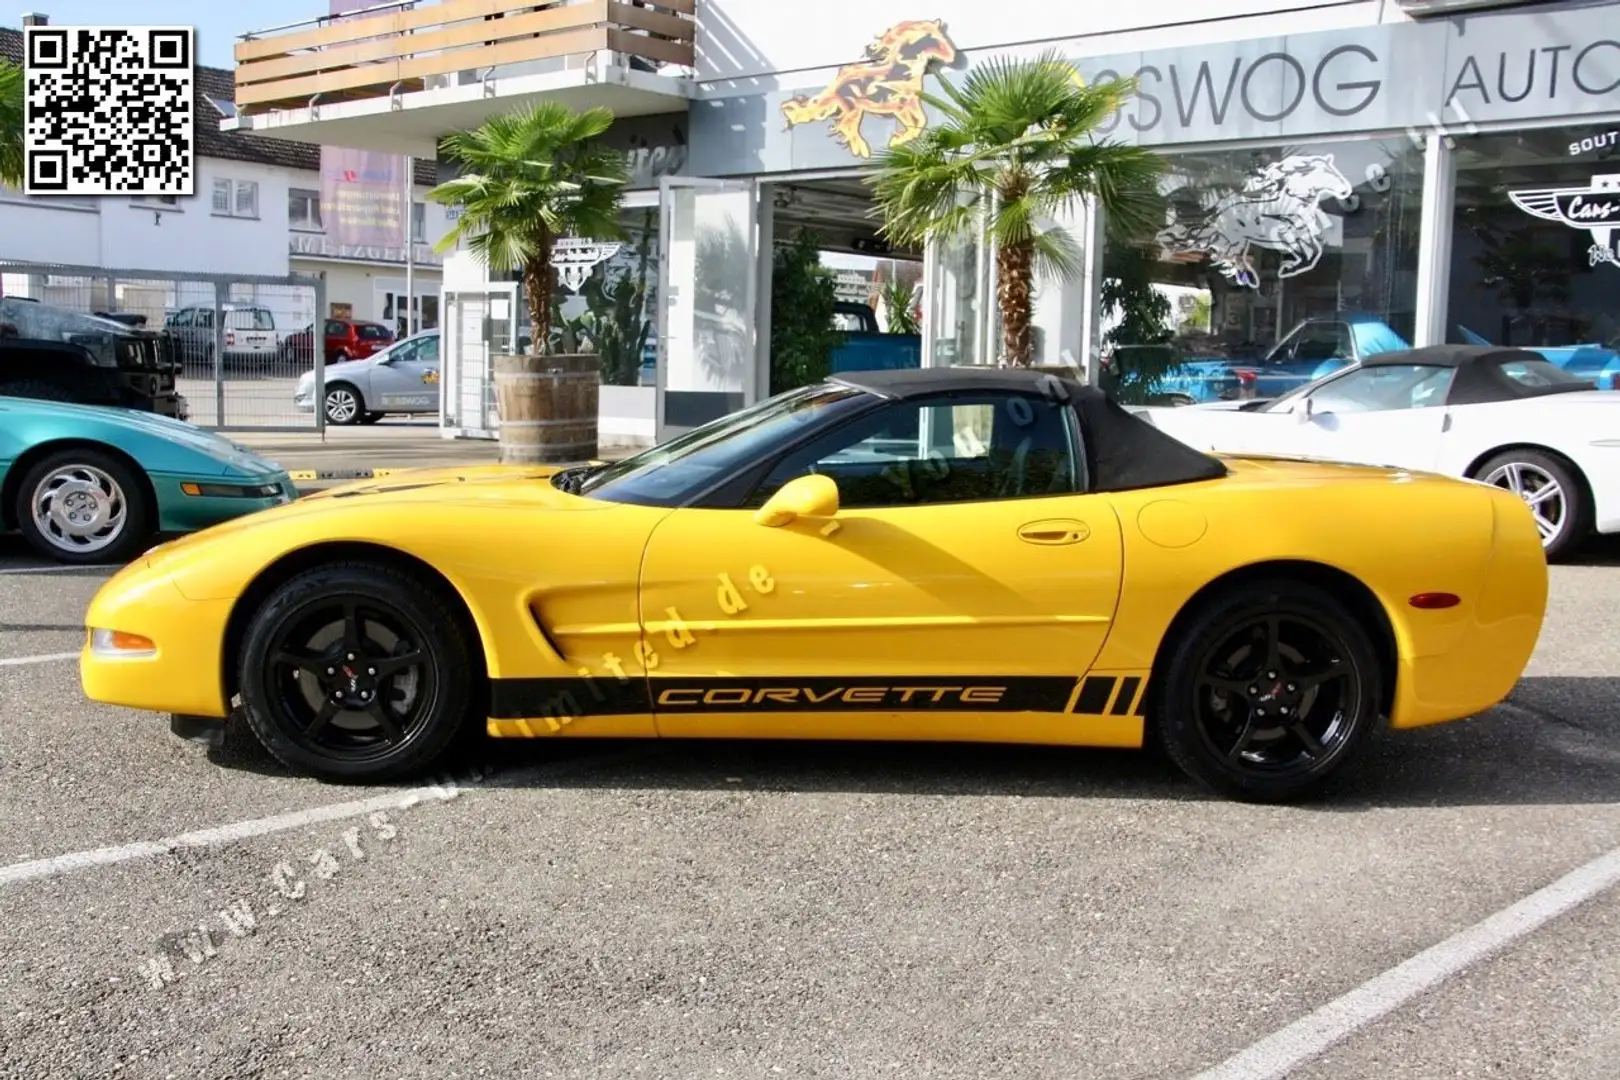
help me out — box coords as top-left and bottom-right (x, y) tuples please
(0, 60), (24, 191)
(867, 50), (1167, 368)
(429, 101), (630, 465)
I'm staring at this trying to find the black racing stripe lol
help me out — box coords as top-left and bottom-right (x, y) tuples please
(1072, 676), (1116, 715)
(649, 675), (1076, 713)
(1134, 677), (1151, 716)
(489, 676), (650, 720)
(1110, 676), (1142, 716)
(487, 675), (1077, 718)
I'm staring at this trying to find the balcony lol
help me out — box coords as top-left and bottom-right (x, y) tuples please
(225, 0), (695, 157)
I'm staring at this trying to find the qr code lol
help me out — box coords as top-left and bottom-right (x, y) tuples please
(23, 26), (195, 197)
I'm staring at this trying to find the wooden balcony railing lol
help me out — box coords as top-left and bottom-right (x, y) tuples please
(234, 0), (695, 115)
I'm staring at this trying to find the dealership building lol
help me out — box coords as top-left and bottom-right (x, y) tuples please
(227, 0), (1620, 445)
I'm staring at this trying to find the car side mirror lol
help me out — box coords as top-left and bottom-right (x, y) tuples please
(754, 474), (840, 528)
(1296, 397), (1315, 424)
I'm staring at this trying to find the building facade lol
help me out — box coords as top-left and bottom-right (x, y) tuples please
(0, 22), (451, 334)
(225, 0), (1620, 445)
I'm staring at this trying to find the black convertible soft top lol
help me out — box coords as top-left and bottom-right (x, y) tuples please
(1360, 343), (1597, 405)
(829, 367), (1229, 492)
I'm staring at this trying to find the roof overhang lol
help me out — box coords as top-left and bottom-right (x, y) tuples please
(223, 64), (691, 158)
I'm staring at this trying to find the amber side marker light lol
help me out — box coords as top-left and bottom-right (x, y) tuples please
(90, 629), (157, 656)
(180, 482), (284, 498)
(1408, 592), (1461, 610)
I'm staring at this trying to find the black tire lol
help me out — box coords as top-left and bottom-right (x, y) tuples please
(13, 447), (154, 564)
(1470, 449), (1591, 562)
(0, 379), (78, 403)
(237, 562), (477, 782)
(324, 382), (365, 425)
(1152, 579), (1383, 803)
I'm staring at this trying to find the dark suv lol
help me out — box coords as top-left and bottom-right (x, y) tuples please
(0, 297), (187, 418)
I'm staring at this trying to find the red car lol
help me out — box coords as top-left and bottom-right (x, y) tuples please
(280, 319), (395, 365)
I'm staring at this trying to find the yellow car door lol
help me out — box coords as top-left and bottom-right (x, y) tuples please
(637, 388), (1128, 746)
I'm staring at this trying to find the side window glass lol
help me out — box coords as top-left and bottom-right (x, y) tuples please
(1307, 364), (1453, 414)
(325, 320), (344, 336)
(1292, 323), (1349, 363)
(387, 337), (420, 364)
(195, 310), (212, 329)
(170, 309), (192, 327)
(745, 392), (1080, 509)
(418, 334), (439, 364)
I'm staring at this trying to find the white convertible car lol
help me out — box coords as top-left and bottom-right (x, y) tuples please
(1134, 344), (1620, 560)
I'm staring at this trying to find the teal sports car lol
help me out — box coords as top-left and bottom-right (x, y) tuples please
(1, 396), (296, 565)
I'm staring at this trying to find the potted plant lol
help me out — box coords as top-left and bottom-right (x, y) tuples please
(867, 51), (1167, 367)
(428, 101), (630, 464)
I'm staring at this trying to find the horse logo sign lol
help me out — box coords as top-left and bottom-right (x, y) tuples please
(1155, 155), (1356, 289)
(780, 19), (959, 159)
(1510, 174), (1620, 269)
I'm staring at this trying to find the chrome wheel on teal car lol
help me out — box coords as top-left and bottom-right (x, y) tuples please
(16, 449), (153, 564)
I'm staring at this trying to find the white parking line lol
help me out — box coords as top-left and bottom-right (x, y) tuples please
(0, 564), (118, 575)
(0, 652), (79, 667)
(1189, 843), (1620, 1080)
(0, 749), (652, 889)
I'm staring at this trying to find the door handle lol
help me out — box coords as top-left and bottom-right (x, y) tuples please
(1018, 519), (1089, 545)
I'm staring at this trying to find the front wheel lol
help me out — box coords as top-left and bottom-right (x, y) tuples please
(238, 563), (477, 781)
(15, 448), (153, 564)
(324, 383), (364, 425)
(1152, 579), (1383, 802)
(1472, 449), (1590, 562)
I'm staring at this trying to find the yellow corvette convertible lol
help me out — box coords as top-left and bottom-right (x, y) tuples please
(80, 368), (1549, 801)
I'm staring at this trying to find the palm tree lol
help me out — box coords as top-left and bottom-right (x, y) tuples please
(0, 60), (24, 191)
(867, 50), (1167, 366)
(428, 101), (629, 354)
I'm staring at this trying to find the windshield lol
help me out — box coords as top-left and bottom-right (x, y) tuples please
(577, 384), (873, 506)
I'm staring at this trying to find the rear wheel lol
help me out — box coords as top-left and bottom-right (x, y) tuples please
(1153, 579), (1383, 802)
(238, 563), (476, 781)
(15, 448), (153, 564)
(1471, 449), (1590, 562)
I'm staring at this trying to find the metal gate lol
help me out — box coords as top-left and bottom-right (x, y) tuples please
(440, 284), (518, 439)
(0, 261), (325, 431)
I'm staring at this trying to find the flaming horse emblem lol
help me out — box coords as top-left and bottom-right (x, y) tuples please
(781, 19), (959, 159)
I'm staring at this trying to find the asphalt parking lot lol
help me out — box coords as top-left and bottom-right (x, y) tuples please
(2, 537), (1619, 1079)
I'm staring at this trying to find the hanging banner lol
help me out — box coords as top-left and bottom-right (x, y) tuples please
(319, 1), (407, 248)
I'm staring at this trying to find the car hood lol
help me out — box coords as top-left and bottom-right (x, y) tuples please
(0, 395), (281, 474)
(135, 464), (610, 568)
(302, 357), (377, 383)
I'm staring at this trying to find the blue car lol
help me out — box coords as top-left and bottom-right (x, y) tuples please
(1152, 314), (1410, 404)
(1, 397), (296, 564)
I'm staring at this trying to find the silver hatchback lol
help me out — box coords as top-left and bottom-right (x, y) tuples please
(293, 329), (441, 425)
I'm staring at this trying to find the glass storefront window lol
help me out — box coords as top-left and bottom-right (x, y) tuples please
(1103, 138), (1425, 387)
(1447, 128), (1620, 371)
(554, 206), (661, 387)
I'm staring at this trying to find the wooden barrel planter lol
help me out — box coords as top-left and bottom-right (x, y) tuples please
(491, 352), (600, 465)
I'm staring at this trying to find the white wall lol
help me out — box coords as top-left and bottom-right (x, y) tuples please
(0, 193), (101, 265)
(100, 159), (290, 276)
(697, 0), (1401, 84)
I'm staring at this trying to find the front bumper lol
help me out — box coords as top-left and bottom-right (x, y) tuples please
(80, 564), (235, 718)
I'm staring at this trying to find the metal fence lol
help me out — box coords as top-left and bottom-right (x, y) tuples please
(0, 261), (325, 431)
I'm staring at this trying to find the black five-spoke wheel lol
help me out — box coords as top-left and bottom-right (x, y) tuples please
(238, 563), (476, 781)
(1155, 579), (1382, 802)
